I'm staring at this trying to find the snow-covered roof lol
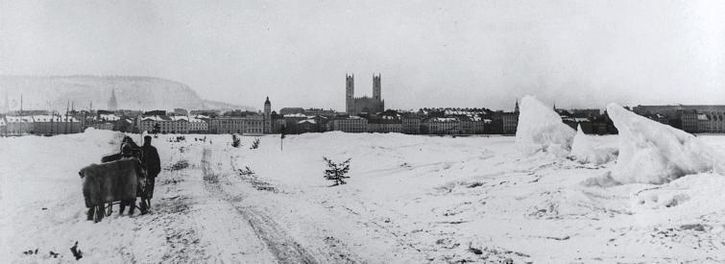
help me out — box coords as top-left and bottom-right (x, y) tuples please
(188, 116), (206, 123)
(31, 115), (79, 122)
(283, 113), (308, 118)
(141, 115), (172, 122)
(5, 116), (34, 123)
(171, 116), (189, 122)
(429, 117), (458, 123)
(100, 114), (120, 121)
(298, 119), (317, 125)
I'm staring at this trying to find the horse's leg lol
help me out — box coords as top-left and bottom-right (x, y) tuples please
(128, 199), (136, 215)
(87, 207), (94, 221)
(119, 201), (126, 215)
(106, 202), (113, 216)
(94, 205), (104, 223)
(139, 198), (149, 214)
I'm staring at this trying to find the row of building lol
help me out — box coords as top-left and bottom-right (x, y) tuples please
(633, 105), (725, 133)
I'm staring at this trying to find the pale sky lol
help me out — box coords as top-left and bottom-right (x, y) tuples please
(1, 0), (724, 111)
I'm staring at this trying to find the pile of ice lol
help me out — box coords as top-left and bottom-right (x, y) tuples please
(607, 103), (725, 184)
(515, 95), (576, 156)
(570, 124), (617, 165)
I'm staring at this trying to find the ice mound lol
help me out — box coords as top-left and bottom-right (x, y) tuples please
(570, 124), (617, 165)
(515, 95), (576, 156)
(632, 173), (725, 214)
(606, 103), (725, 184)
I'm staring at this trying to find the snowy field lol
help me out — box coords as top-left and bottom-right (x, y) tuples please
(2, 129), (725, 263)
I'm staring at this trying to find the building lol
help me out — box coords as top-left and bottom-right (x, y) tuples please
(137, 115), (174, 133)
(705, 111), (725, 133)
(281, 113), (309, 134)
(297, 119), (319, 133)
(208, 115), (265, 134)
(0, 117), (5, 136)
(501, 113), (518, 134)
(401, 114), (421, 134)
(459, 116), (486, 134)
(188, 116), (209, 133)
(5, 116), (33, 136)
(330, 116), (368, 133)
(422, 117), (460, 134)
(697, 113), (710, 133)
(31, 115), (82, 135)
(345, 74), (385, 115)
(170, 116), (190, 134)
(633, 105), (725, 133)
(92, 122), (114, 130)
(368, 116), (402, 133)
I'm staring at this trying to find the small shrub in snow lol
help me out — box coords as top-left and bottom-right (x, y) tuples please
(168, 160), (189, 171)
(238, 166), (255, 176)
(250, 138), (260, 149)
(231, 134), (241, 148)
(323, 157), (351, 186)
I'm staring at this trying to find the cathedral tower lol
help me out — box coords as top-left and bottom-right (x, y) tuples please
(108, 88), (118, 111)
(345, 74), (355, 113)
(264, 97), (272, 134)
(372, 73), (381, 101)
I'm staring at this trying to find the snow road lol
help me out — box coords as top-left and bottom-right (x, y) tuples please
(3, 130), (725, 263)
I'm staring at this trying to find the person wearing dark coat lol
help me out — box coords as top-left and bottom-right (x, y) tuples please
(139, 135), (160, 214)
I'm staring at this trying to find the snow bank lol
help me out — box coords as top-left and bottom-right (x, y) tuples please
(515, 95), (575, 156)
(606, 103), (725, 184)
(570, 124), (617, 165)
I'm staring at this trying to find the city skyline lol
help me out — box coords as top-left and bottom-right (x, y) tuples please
(2, 1), (725, 111)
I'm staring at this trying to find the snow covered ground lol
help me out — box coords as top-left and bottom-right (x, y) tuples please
(2, 130), (725, 263)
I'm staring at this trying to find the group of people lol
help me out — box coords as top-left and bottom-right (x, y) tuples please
(104, 135), (161, 215)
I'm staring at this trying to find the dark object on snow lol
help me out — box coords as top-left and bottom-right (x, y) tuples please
(231, 134), (241, 148)
(79, 158), (147, 222)
(250, 138), (260, 149)
(49, 251), (59, 258)
(323, 157), (351, 186)
(70, 241), (83, 260)
(468, 242), (483, 255)
(139, 136), (161, 214)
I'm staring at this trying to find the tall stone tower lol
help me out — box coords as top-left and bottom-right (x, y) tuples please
(372, 73), (381, 101)
(108, 88), (118, 111)
(345, 74), (355, 113)
(264, 96), (272, 134)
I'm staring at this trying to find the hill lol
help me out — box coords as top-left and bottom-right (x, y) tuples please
(0, 75), (253, 112)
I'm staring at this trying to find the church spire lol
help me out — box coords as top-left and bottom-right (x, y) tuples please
(108, 88), (118, 111)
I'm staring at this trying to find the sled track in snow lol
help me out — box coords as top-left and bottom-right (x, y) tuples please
(201, 148), (320, 264)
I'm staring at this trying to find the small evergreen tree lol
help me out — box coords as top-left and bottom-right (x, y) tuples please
(323, 157), (351, 186)
(250, 138), (260, 149)
(231, 134), (241, 148)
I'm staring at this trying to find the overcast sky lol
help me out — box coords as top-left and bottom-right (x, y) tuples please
(1, 0), (724, 111)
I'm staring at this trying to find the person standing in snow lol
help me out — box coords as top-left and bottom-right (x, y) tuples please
(139, 135), (160, 214)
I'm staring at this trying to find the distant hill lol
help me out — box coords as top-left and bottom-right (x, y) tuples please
(0, 75), (253, 112)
